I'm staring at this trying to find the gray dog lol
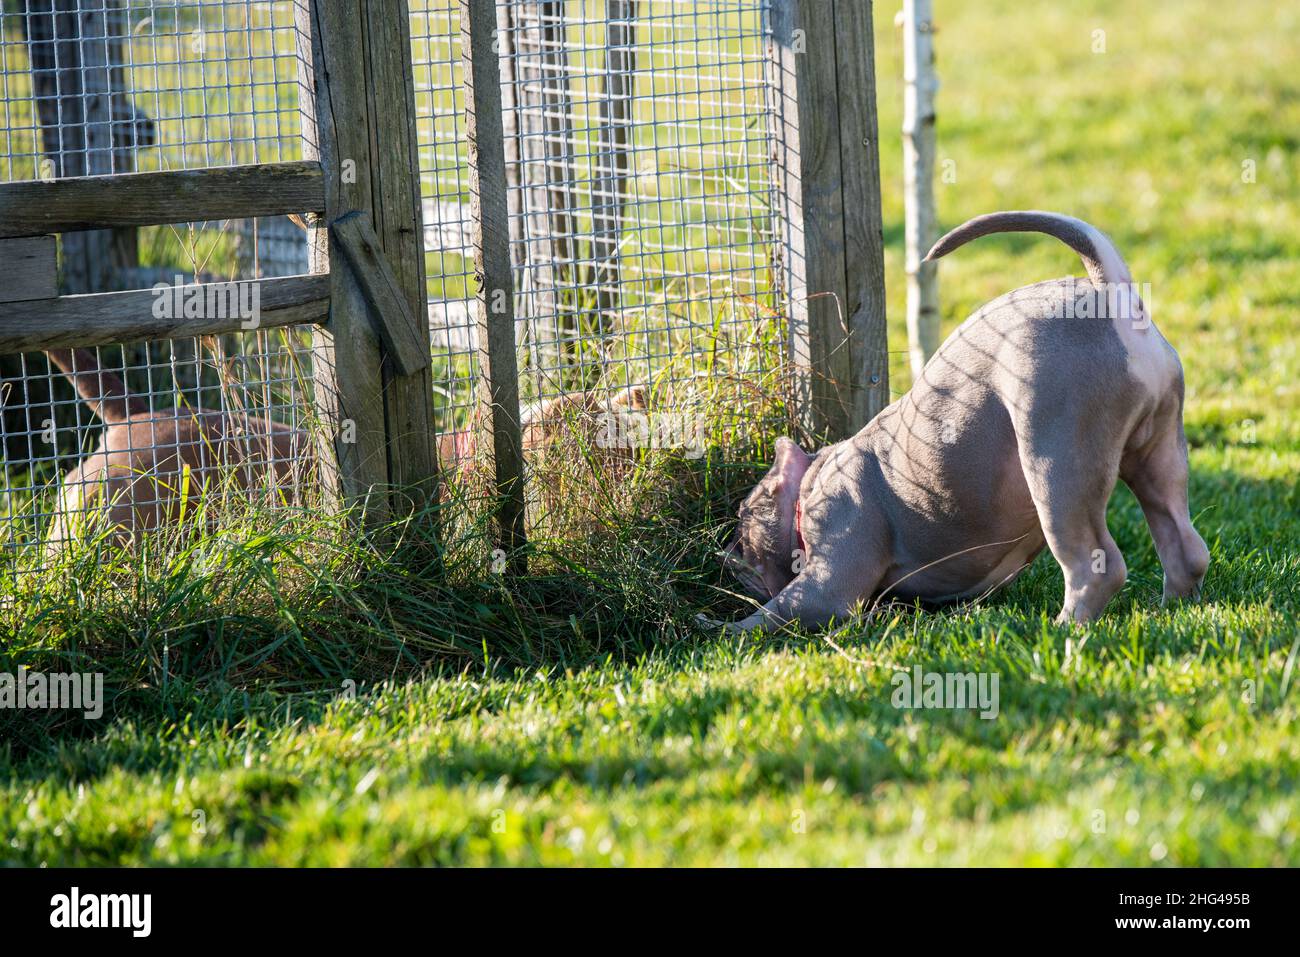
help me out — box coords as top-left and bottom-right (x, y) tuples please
(716, 211), (1209, 632)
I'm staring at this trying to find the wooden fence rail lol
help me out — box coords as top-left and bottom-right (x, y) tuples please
(0, 274), (329, 353)
(0, 162), (325, 238)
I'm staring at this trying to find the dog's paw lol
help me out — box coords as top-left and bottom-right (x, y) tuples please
(695, 612), (766, 636)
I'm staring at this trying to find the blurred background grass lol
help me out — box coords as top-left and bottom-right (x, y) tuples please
(873, 0), (1299, 449)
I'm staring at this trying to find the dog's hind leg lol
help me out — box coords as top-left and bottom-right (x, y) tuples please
(1015, 418), (1129, 624)
(1121, 408), (1209, 603)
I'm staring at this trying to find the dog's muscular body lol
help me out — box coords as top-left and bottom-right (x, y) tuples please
(720, 211), (1209, 630)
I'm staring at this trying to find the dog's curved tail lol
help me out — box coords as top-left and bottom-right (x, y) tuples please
(45, 348), (147, 424)
(924, 210), (1133, 289)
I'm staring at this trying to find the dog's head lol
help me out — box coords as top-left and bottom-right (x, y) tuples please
(722, 437), (812, 599)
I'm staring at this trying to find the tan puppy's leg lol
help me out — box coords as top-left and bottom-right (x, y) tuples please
(1121, 413), (1209, 603)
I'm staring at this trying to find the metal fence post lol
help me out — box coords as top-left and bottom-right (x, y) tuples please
(498, 0), (576, 389)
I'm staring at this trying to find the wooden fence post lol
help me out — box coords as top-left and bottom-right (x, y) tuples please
(462, 0), (528, 569)
(296, 0), (438, 525)
(770, 0), (888, 441)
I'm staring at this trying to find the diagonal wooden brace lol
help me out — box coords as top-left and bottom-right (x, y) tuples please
(329, 209), (431, 377)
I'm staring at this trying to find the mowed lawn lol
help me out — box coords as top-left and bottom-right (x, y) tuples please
(3, 0), (1298, 865)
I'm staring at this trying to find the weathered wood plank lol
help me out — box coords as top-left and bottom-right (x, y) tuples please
(356, 0), (439, 509)
(330, 210), (430, 377)
(295, 0), (349, 514)
(299, 0), (437, 524)
(834, 0), (890, 427)
(0, 236), (58, 302)
(0, 274), (329, 353)
(298, 0), (390, 522)
(463, 0), (528, 570)
(769, 0), (889, 441)
(0, 161), (326, 239)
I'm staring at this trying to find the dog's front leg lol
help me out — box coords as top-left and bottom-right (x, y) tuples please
(719, 599), (786, 635)
(712, 557), (883, 635)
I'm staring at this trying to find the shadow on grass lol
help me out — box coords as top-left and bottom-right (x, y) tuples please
(1, 460), (1294, 783)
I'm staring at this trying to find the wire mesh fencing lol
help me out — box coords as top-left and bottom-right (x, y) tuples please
(2, 0), (799, 580)
(410, 0), (479, 467)
(0, 0), (318, 585)
(414, 0), (787, 475)
(1, 337), (316, 560)
(1, 0), (307, 284)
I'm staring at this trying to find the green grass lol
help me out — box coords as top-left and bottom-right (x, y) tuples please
(2, 0), (1299, 865)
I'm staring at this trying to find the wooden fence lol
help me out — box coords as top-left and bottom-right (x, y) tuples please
(0, 0), (889, 563)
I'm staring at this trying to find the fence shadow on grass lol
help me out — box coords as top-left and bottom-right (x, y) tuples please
(3, 454), (1295, 777)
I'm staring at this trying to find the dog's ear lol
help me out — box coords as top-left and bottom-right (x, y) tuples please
(772, 437), (811, 492)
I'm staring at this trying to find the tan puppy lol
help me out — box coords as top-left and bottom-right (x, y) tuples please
(43, 348), (304, 549)
(436, 385), (650, 472)
(45, 345), (646, 546)
(717, 212), (1209, 631)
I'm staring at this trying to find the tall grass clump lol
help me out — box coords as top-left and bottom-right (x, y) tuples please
(1, 300), (797, 750)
